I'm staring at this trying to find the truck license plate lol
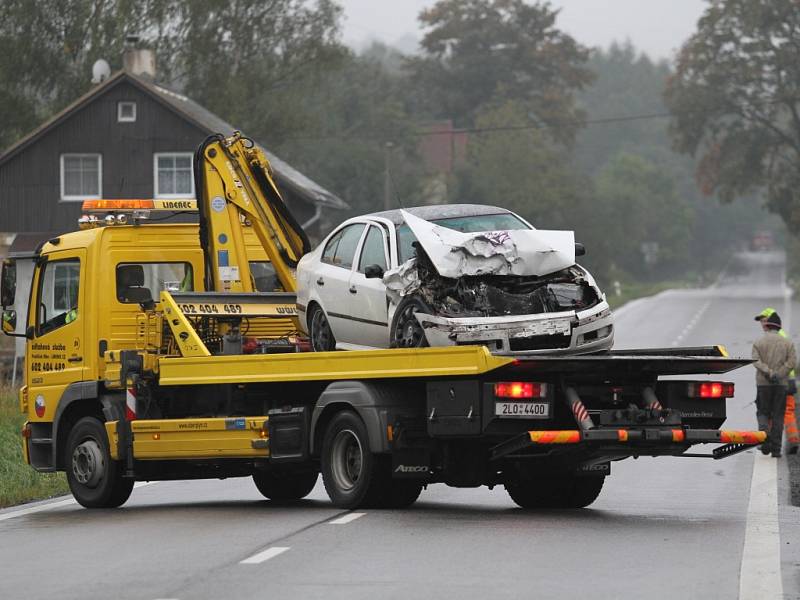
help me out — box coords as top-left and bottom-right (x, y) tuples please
(495, 401), (549, 418)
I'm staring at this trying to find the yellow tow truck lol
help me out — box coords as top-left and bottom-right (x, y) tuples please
(1, 132), (765, 510)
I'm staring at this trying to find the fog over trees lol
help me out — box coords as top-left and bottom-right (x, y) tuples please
(0, 0), (783, 287)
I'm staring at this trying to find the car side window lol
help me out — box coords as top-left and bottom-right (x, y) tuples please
(396, 224), (418, 264)
(358, 226), (387, 273)
(321, 224), (365, 270)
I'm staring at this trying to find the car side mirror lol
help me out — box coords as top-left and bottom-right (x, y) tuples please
(2, 309), (16, 334)
(575, 243), (586, 257)
(364, 264), (385, 279)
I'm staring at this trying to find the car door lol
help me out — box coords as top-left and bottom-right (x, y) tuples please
(313, 222), (366, 344)
(26, 251), (87, 424)
(348, 224), (391, 347)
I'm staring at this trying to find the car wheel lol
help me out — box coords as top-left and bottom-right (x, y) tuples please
(66, 417), (134, 508)
(252, 469), (318, 503)
(309, 304), (336, 351)
(321, 411), (386, 509)
(390, 296), (431, 348)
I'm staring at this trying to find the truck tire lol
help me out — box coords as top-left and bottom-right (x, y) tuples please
(309, 305), (336, 352)
(505, 476), (604, 509)
(65, 417), (134, 508)
(378, 476), (423, 509)
(389, 296), (431, 348)
(321, 410), (387, 508)
(252, 469), (318, 503)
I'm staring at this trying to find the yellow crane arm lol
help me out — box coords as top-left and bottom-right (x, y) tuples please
(194, 132), (311, 293)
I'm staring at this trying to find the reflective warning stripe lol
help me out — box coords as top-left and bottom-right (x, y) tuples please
(529, 430), (581, 444)
(125, 388), (137, 421)
(719, 430), (766, 444)
(785, 395), (799, 444)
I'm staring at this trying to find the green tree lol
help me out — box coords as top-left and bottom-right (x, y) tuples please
(0, 0), (164, 148)
(593, 153), (692, 280)
(664, 0), (800, 231)
(452, 99), (585, 227)
(408, 0), (593, 143)
(159, 0), (346, 143)
(274, 44), (423, 217)
(0, 0), (345, 150)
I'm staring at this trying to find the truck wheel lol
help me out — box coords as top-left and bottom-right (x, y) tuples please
(66, 417), (134, 508)
(309, 305), (336, 351)
(252, 469), (318, 503)
(506, 476), (604, 509)
(390, 296), (431, 348)
(321, 410), (386, 509)
(378, 477), (423, 509)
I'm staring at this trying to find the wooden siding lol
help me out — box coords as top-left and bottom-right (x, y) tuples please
(0, 78), (319, 238)
(0, 81), (207, 233)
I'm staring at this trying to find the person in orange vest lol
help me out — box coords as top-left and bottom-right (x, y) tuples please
(755, 308), (800, 454)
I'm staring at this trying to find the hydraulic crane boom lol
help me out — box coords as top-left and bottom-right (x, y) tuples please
(194, 132), (311, 293)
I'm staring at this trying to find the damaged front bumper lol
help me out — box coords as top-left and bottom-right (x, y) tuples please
(416, 302), (614, 355)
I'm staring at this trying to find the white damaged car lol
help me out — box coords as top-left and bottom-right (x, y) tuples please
(295, 204), (613, 354)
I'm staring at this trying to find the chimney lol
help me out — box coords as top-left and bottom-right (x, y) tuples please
(122, 35), (156, 79)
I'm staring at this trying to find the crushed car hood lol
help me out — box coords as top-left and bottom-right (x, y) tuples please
(400, 210), (575, 278)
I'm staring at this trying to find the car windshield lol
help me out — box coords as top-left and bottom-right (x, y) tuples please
(396, 212), (530, 263)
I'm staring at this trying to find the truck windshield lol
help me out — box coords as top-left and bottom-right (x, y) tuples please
(396, 213), (530, 263)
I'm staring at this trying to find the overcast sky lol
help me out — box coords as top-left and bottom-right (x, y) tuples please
(339, 0), (708, 61)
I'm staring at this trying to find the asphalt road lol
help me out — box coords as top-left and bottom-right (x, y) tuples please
(2, 251), (799, 600)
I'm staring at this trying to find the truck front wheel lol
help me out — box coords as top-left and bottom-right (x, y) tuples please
(505, 476), (604, 509)
(66, 417), (134, 508)
(252, 469), (318, 503)
(321, 410), (386, 509)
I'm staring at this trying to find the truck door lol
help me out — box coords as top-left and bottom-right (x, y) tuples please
(26, 251), (86, 422)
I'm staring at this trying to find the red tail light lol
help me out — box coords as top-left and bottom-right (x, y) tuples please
(494, 382), (547, 399)
(688, 382), (734, 399)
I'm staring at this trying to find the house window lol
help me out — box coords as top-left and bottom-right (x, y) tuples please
(117, 101), (137, 123)
(60, 154), (102, 201)
(154, 153), (194, 198)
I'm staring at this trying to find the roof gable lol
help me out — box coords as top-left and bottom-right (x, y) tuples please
(0, 71), (347, 210)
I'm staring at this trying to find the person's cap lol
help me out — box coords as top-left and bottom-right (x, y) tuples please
(765, 311), (782, 329)
(755, 307), (777, 321)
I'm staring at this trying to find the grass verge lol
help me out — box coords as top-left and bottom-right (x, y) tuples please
(0, 386), (69, 508)
(606, 280), (688, 310)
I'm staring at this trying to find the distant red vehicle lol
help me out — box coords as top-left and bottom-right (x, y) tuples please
(752, 231), (774, 251)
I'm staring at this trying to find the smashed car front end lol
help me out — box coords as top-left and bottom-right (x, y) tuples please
(416, 298), (613, 354)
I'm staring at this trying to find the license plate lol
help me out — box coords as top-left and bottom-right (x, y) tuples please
(495, 401), (549, 418)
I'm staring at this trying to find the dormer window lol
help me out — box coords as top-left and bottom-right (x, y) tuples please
(117, 101), (137, 123)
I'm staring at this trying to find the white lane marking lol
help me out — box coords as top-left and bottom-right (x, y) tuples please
(670, 299), (711, 347)
(739, 453), (783, 600)
(240, 546), (290, 564)
(0, 481), (156, 522)
(328, 512), (366, 525)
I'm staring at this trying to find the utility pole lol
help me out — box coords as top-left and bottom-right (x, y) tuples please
(383, 141), (394, 211)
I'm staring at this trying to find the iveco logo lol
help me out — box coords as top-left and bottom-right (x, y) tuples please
(394, 465), (429, 473)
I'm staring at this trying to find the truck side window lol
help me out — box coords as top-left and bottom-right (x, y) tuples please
(358, 226), (387, 272)
(321, 224), (365, 270)
(37, 259), (80, 336)
(116, 263), (193, 304)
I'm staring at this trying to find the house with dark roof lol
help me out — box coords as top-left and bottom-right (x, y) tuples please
(0, 58), (347, 244)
